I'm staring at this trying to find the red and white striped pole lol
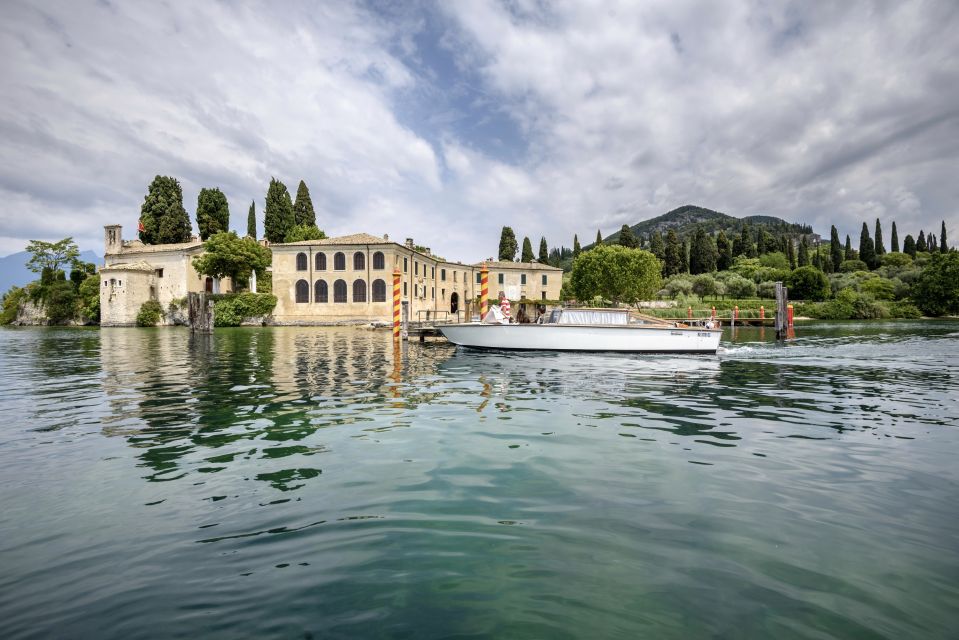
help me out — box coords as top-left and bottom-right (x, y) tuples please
(480, 262), (489, 319)
(392, 267), (401, 341)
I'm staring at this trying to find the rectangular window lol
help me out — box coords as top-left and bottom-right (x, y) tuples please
(404, 257), (408, 273)
(156, 268), (164, 278)
(476, 272), (481, 284)
(431, 287), (434, 299)
(542, 274), (548, 285)
(415, 261), (418, 276)
(442, 288), (446, 299)
(404, 282), (408, 296)
(521, 274), (526, 285)
(431, 267), (435, 279)
(453, 271), (457, 282)
(498, 273), (504, 284)
(441, 269), (446, 281)
(542, 291), (547, 300)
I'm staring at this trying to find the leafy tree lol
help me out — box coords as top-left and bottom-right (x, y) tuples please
(264, 178), (295, 244)
(196, 187), (230, 241)
(569, 245), (661, 304)
(25, 237), (79, 275)
(649, 231), (666, 263)
(192, 232), (272, 291)
(663, 277), (693, 298)
(293, 180), (316, 227)
(498, 227), (518, 261)
(798, 236), (810, 267)
(689, 226), (717, 274)
(539, 237), (549, 262)
(903, 234), (916, 257)
(830, 225), (843, 272)
(916, 230), (927, 252)
(139, 176), (192, 244)
(891, 221), (899, 252)
(136, 300), (163, 327)
(618, 224), (638, 248)
(760, 252), (790, 270)
(840, 259), (868, 272)
(941, 220), (949, 253)
(663, 230), (683, 276)
(284, 224), (326, 242)
(859, 222), (876, 269)
(595, 229), (603, 246)
(912, 252), (959, 316)
(874, 219), (885, 256)
(44, 280), (78, 324)
(725, 274), (756, 298)
(247, 201), (257, 238)
(78, 275), (100, 321)
(716, 230), (733, 271)
(691, 274), (719, 301)
(521, 237), (534, 262)
(789, 266), (830, 301)
(573, 234), (581, 257)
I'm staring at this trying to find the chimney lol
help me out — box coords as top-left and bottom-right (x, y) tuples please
(424, 247), (431, 256)
(383, 233), (389, 241)
(104, 224), (122, 255)
(405, 238), (414, 249)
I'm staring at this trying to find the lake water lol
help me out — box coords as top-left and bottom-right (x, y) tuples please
(1, 322), (957, 639)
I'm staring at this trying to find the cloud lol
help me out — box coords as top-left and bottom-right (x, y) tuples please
(0, 0), (957, 260)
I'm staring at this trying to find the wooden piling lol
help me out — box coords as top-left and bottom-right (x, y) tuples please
(188, 292), (214, 333)
(775, 282), (789, 339)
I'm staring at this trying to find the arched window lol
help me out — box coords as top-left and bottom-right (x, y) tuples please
(372, 279), (386, 302)
(353, 252), (365, 270)
(333, 279), (347, 303)
(333, 252), (346, 270)
(315, 253), (326, 270)
(296, 252), (307, 271)
(353, 279), (367, 303)
(295, 279), (309, 303)
(373, 252), (385, 270)
(314, 280), (328, 303)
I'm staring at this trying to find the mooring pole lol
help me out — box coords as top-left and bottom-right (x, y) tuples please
(188, 292), (214, 333)
(392, 267), (401, 342)
(733, 305), (738, 328)
(775, 281), (788, 339)
(480, 262), (489, 320)
(401, 300), (409, 340)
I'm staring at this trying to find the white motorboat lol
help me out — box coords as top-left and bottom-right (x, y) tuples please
(438, 308), (722, 354)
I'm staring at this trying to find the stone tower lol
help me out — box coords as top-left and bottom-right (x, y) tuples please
(104, 225), (122, 255)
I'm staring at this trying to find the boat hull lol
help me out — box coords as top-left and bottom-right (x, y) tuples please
(437, 323), (722, 353)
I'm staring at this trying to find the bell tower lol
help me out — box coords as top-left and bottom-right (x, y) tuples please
(104, 225), (122, 255)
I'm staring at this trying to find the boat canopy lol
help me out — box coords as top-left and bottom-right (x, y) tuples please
(547, 308), (629, 325)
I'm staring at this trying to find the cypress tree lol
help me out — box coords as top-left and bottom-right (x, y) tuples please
(196, 187), (230, 241)
(798, 236), (810, 267)
(689, 226), (717, 274)
(787, 236), (796, 269)
(812, 247), (822, 270)
(293, 180), (316, 227)
(538, 237), (549, 262)
(891, 221), (899, 252)
(734, 225), (749, 257)
(874, 219), (885, 256)
(859, 222), (876, 269)
(264, 178), (295, 244)
(903, 234), (916, 257)
(247, 201), (256, 238)
(917, 230), (927, 252)
(830, 225), (843, 272)
(139, 175), (192, 245)
(941, 220), (948, 252)
(573, 234), (581, 257)
(929, 233), (938, 253)
(595, 229), (603, 246)
(680, 239), (690, 273)
(755, 228), (766, 256)
(716, 230), (733, 271)
(521, 237), (534, 262)
(618, 224), (638, 248)
(498, 227), (518, 261)
(845, 235), (853, 260)
(664, 230), (683, 276)
(650, 231), (666, 262)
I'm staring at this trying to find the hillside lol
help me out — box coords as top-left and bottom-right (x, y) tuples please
(602, 205), (814, 245)
(0, 250), (101, 293)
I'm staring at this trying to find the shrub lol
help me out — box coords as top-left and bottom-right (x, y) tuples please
(759, 252), (790, 270)
(663, 277), (693, 298)
(788, 266), (830, 301)
(136, 300), (163, 327)
(859, 277), (896, 301)
(1, 287), (27, 324)
(45, 280), (78, 324)
(724, 274), (756, 298)
(887, 301), (922, 318)
(912, 252), (959, 316)
(691, 274), (718, 301)
(212, 292), (277, 327)
(880, 252), (913, 268)
(757, 281), (778, 298)
(78, 275), (100, 321)
(840, 259), (868, 272)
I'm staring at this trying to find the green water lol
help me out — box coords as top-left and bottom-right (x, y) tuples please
(0, 323), (957, 639)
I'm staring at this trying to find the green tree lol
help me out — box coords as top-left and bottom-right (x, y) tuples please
(618, 224), (638, 248)
(912, 252), (959, 316)
(247, 200), (257, 238)
(725, 274), (756, 298)
(903, 234), (916, 257)
(874, 219), (885, 256)
(929, 233), (939, 252)
(264, 178), (295, 244)
(538, 237), (549, 262)
(649, 231), (665, 264)
(192, 232), (272, 291)
(941, 220), (949, 253)
(830, 225), (843, 272)
(689, 226), (717, 274)
(786, 237), (797, 269)
(859, 222), (876, 269)
(569, 245), (662, 304)
(284, 224), (326, 242)
(521, 237), (534, 262)
(139, 176), (192, 244)
(663, 230), (683, 276)
(844, 235), (854, 260)
(716, 230), (733, 271)
(196, 187), (230, 241)
(595, 229), (603, 246)
(890, 221), (899, 252)
(78, 274), (100, 321)
(573, 234), (581, 257)
(25, 237), (79, 275)
(498, 227), (518, 261)
(691, 273), (718, 301)
(798, 236), (810, 267)
(916, 230), (927, 252)
(293, 180), (316, 227)
(789, 265), (830, 300)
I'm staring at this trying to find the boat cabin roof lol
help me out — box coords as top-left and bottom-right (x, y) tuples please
(547, 308), (629, 325)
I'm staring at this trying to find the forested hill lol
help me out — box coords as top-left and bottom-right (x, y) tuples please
(603, 205), (814, 245)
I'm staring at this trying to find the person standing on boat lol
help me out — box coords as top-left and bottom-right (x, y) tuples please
(498, 292), (511, 323)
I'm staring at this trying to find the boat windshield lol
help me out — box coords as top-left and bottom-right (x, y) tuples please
(547, 309), (629, 325)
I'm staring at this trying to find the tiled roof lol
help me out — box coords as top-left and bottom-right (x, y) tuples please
(110, 239), (204, 255)
(276, 233), (391, 247)
(477, 260), (563, 271)
(100, 260), (156, 273)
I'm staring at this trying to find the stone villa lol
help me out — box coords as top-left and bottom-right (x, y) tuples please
(100, 225), (563, 326)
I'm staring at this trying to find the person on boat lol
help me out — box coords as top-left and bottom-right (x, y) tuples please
(498, 292), (511, 323)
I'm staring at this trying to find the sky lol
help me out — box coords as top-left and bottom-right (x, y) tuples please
(1, 0), (957, 261)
